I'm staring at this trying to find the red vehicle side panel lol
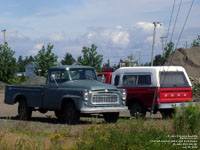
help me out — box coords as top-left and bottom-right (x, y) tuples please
(118, 87), (156, 108)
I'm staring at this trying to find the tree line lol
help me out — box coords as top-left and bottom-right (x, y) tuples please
(0, 35), (199, 83)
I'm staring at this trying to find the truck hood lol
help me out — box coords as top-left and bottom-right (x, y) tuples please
(61, 80), (117, 90)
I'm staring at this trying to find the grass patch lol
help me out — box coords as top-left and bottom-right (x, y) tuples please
(0, 104), (199, 150)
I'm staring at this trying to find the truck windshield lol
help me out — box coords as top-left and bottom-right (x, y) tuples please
(69, 68), (97, 80)
(160, 72), (190, 88)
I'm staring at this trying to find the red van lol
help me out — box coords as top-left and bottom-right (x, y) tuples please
(98, 66), (193, 118)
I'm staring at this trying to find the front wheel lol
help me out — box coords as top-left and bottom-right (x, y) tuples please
(129, 102), (146, 119)
(103, 112), (119, 123)
(63, 102), (80, 125)
(54, 110), (64, 120)
(18, 99), (32, 120)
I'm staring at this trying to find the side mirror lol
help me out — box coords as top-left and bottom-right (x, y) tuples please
(51, 74), (56, 80)
(51, 74), (58, 87)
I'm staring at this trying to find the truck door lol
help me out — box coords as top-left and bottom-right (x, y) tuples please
(43, 70), (66, 109)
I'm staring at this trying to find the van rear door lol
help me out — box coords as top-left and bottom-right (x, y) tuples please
(158, 72), (192, 103)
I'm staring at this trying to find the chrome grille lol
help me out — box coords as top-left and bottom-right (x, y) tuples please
(91, 94), (119, 104)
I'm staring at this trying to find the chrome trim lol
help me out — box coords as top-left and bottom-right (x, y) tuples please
(91, 93), (119, 104)
(158, 102), (195, 109)
(80, 106), (128, 113)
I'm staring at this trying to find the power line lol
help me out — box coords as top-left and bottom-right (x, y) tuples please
(165, 0), (176, 45)
(160, 36), (167, 55)
(174, 0), (195, 50)
(162, 0), (195, 83)
(170, 0), (182, 42)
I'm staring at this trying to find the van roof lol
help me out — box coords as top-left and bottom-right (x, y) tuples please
(112, 66), (192, 87)
(114, 66), (186, 74)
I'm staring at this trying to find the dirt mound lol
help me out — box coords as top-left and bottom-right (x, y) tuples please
(164, 47), (200, 78)
(21, 76), (46, 86)
(0, 81), (6, 89)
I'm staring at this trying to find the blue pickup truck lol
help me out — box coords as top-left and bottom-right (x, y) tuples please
(4, 65), (127, 124)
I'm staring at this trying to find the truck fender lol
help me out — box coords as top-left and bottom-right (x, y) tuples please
(59, 95), (83, 111)
(13, 93), (26, 104)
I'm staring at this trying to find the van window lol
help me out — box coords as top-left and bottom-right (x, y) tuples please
(123, 75), (137, 85)
(114, 75), (120, 86)
(160, 72), (189, 87)
(138, 75), (151, 85)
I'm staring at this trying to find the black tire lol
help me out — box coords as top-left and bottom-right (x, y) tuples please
(54, 110), (64, 120)
(160, 110), (174, 119)
(63, 102), (80, 125)
(103, 112), (119, 123)
(129, 102), (146, 118)
(18, 99), (32, 120)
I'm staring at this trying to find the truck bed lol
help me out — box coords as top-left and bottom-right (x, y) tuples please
(5, 85), (44, 107)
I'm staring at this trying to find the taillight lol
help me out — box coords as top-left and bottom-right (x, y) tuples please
(156, 88), (160, 104)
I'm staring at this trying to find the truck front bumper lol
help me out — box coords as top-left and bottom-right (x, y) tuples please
(80, 106), (128, 113)
(158, 102), (195, 109)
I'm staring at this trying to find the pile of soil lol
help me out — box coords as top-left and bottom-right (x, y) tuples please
(21, 76), (46, 86)
(164, 47), (200, 78)
(0, 81), (6, 89)
(164, 46), (200, 101)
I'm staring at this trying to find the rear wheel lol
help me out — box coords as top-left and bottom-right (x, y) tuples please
(63, 102), (80, 125)
(103, 112), (119, 123)
(18, 99), (32, 120)
(160, 109), (174, 119)
(129, 102), (146, 118)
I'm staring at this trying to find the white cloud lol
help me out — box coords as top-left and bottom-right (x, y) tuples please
(34, 43), (43, 50)
(8, 31), (26, 39)
(136, 22), (154, 31)
(26, 43), (44, 56)
(49, 32), (67, 42)
(112, 31), (130, 47)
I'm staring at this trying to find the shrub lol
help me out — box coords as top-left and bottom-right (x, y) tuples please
(173, 102), (200, 134)
(76, 120), (179, 150)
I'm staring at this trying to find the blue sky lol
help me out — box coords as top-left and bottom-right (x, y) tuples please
(0, 0), (199, 64)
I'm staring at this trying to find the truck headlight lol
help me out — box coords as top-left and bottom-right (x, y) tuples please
(83, 89), (89, 101)
(121, 89), (127, 105)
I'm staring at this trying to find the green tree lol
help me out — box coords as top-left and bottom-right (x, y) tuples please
(164, 41), (174, 59)
(153, 41), (174, 66)
(103, 59), (111, 68)
(17, 55), (35, 72)
(121, 54), (138, 67)
(191, 35), (200, 48)
(61, 53), (76, 65)
(34, 43), (58, 77)
(0, 43), (17, 82)
(153, 54), (165, 66)
(17, 56), (24, 72)
(77, 44), (103, 72)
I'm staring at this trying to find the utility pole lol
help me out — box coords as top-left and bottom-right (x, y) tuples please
(2, 29), (6, 44)
(160, 36), (167, 55)
(185, 41), (188, 48)
(138, 50), (141, 65)
(151, 21), (162, 66)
